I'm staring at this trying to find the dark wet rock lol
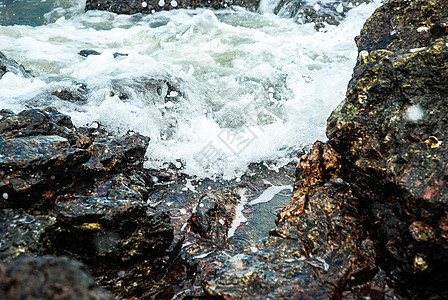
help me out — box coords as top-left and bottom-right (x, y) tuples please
(188, 186), (241, 247)
(41, 198), (183, 298)
(0, 109), (14, 118)
(0, 108), (75, 138)
(26, 82), (89, 106)
(0, 107), (191, 298)
(50, 83), (89, 103)
(85, 0), (260, 14)
(0, 209), (56, 261)
(78, 49), (128, 59)
(275, 0), (373, 30)
(79, 49), (102, 57)
(354, 0), (448, 52)
(113, 52), (128, 58)
(0, 51), (33, 79)
(0, 256), (114, 299)
(325, 0), (448, 296)
(0, 134), (89, 209)
(0, 108), (150, 209)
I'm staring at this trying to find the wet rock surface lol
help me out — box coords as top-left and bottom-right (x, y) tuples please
(275, 0), (373, 29)
(0, 50), (32, 79)
(188, 186), (241, 247)
(205, 0), (448, 298)
(85, 0), (260, 14)
(0, 108), (149, 210)
(0, 107), (188, 298)
(0, 256), (114, 300)
(327, 0), (448, 296)
(327, 1), (448, 297)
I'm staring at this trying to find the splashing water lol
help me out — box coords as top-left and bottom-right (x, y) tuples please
(0, 0), (381, 179)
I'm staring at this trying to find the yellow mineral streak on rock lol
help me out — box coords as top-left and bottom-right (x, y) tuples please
(81, 222), (102, 230)
(414, 255), (428, 272)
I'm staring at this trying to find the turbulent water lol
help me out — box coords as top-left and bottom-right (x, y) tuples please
(0, 0), (381, 179)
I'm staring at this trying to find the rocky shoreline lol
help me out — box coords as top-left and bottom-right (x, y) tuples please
(1, 0), (448, 299)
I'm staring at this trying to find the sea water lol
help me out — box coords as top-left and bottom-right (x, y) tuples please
(0, 0), (381, 179)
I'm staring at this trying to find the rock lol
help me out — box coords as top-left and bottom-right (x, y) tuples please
(0, 108), (150, 209)
(0, 107), (191, 298)
(0, 256), (114, 299)
(326, 0), (448, 296)
(0, 209), (56, 261)
(78, 49), (102, 57)
(0, 108), (75, 138)
(78, 50), (128, 59)
(0, 51), (33, 79)
(40, 198), (182, 298)
(188, 186), (241, 247)
(113, 52), (128, 58)
(274, 0), (373, 30)
(85, 0), (260, 14)
(50, 82), (89, 103)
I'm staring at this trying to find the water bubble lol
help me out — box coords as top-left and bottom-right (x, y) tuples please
(336, 3), (344, 13)
(165, 101), (175, 108)
(417, 26), (429, 33)
(141, 1), (147, 7)
(158, 0), (165, 6)
(168, 91), (178, 97)
(170, 0), (178, 7)
(2, 192), (8, 200)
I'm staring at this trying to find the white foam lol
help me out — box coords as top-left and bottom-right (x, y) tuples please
(247, 184), (292, 206)
(0, 1), (382, 179)
(0, 72), (46, 99)
(228, 188), (249, 239)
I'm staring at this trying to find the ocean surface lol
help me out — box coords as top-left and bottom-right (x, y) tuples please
(0, 0), (380, 180)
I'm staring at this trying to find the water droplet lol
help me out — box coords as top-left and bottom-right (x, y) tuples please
(336, 3), (343, 13)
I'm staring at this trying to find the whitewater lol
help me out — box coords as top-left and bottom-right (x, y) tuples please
(0, 0), (381, 179)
